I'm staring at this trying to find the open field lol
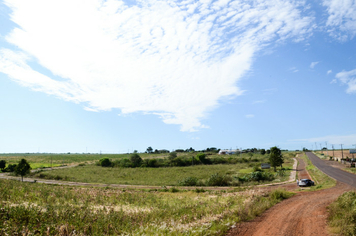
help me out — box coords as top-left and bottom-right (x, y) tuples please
(23, 153), (295, 186)
(0, 178), (293, 235)
(319, 149), (356, 160)
(29, 162), (293, 186)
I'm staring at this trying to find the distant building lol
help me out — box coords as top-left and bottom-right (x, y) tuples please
(218, 149), (240, 155)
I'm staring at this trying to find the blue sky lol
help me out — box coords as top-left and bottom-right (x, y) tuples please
(0, 0), (355, 153)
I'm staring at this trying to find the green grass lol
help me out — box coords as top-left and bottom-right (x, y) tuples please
(0, 178), (294, 235)
(31, 164), (289, 186)
(30, 156), (294, 186)
(328, 191), (356, 235)
(300, 154), (336, 190)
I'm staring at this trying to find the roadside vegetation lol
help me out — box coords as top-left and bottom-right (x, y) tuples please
(0, 178), (294, 235)
(300, 154), (336, 190)
(328, 191), (356, 236)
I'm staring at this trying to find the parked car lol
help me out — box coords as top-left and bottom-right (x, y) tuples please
(298, 179), (315, 187)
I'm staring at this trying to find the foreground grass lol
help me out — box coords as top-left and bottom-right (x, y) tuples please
(328, 191), (356, 235)
(300, 153), (336, 190)
(0, 179), (294, 235)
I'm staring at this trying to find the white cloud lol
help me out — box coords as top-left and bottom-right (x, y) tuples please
(0, 0), (314, 131)
(322, 0), (356, 40)
(335, 68), (356, 93)
(245, 114), (255, 118)
(289, 67), (299, 73)
(310, 61), (319, 69)
(327, 70), (332, 74)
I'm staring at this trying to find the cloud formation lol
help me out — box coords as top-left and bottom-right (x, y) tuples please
(0, 0), (314, 131)
(335, 69), (356, 93)
(310, 61), (319, 69)
(323, 0), (356, 40)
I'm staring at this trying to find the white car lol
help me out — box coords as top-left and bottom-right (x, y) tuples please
(298, 179), (315, 187)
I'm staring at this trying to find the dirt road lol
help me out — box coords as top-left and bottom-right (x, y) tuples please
(227, 157), (354, 236)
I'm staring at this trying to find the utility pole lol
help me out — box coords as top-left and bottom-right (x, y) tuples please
(332, 144), (335, 160)
(341, 144), (344, 160)
(325, 142), (328, 156)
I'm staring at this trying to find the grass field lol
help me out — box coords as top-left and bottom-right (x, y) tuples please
(0, 178), (294, 235)
(28, 153), (294, 186)
(29, 162), (293, 186)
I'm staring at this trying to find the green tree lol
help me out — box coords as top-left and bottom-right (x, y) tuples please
(15, 159), (31, 182)
(260, 149), (266, 155)
(169, 152), (177, 160)
(99, 157), (112, 167)
(146, 146), (153, 153)
(130, 153), (143, 167)
(269, 146), (284, 172)
(0, 160), (6, 172)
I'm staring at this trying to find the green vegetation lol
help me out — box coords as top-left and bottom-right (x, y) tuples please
(328, 191), (356, 235)
(269, 146), (284, 172)
(301, 154), (336, 190)
(14, 159), (31, 182)
(30, 155), (294, 186)
(0, 178), (294, 235)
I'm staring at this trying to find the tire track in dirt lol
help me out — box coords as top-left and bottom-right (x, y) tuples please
(227, 157), (354, 236)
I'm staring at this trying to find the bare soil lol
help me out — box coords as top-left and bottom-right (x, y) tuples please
(227, 158), (354, 236)
(320, 150), (356, 160)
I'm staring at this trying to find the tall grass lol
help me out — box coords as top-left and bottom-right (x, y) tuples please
(328, 191), (356, 235)
(0, 179), (293, 235)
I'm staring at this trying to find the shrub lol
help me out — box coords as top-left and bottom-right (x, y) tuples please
(147, 159), (158, 167)
(206, 173), (231, 186)
(169, 152), (177, 160)
(99, 157), (112, 167)
(0, 160), (6, 171)
(245, 171), (274, 182)
(170, 157), (186, 166)
(5, 164), (17, 172)
(328, 191), (356, 236)
(197, 153), (211, 164)
(130, 154), (143, 167)
(253, 165), (262, 172)
(179, 177), (199, 186)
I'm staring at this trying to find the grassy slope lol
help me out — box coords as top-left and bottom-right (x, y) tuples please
(0, 178), (293, 235)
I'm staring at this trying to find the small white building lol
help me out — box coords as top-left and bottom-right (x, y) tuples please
(219, 149), (240, 155)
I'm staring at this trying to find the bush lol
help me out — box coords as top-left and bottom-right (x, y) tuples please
(169, 152), (177, 160)
(0, 160), (6, 171)
(328, 191), (356, 236)
(130, 154), (143, 167)
(4, 164), (17, 172)
(147, 159), (158, 167)
(245, 171), (274, 182)
(99, 157), (112, 167)
(179, 177), (199, 186)
(206, 173), (231, 186)
(197, 153), (210, 164)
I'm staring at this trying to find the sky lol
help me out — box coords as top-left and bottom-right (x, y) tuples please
(0, 0), (355, 153)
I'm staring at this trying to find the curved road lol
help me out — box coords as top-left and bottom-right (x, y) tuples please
(306, 152), (356, 187)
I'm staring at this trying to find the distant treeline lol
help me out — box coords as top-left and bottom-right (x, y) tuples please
(98, 153), (263, 168)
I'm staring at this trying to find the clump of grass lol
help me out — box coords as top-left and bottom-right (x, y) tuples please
(328, 191), (356, 235)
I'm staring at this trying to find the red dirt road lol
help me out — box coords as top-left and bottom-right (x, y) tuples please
(227, 158), (353, 236)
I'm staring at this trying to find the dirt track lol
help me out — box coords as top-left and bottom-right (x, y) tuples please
(227, 158), (354, 236)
